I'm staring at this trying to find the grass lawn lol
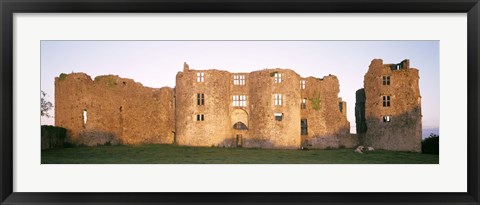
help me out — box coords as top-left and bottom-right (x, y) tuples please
(41, 144), (439, 164)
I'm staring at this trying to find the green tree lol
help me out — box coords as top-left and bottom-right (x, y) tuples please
(421, 134), (439, 154)
(41, 90), (53, 117)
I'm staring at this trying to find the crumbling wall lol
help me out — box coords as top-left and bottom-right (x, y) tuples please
(121, 83), (174, 144)
(57, 63), (356, 150)
(300, 75), (351, 149)
(361, 59), (422, 152)
(55, 73), (174, 146)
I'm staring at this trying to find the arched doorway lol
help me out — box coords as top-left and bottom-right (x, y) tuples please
(231, 109), (248, 147)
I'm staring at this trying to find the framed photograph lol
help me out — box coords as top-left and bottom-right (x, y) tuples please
(1, 0), (479, 204)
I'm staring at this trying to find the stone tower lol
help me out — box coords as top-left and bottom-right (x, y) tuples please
(357, 59), (422, 152)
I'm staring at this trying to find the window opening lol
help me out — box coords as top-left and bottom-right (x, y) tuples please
(274, 112), (283, 121)
(301, 119), (308, 135)
(274, 94), (283, 106)
(383, 76), (391, 85)
(232, 95), (247, 107)
(274, 73), (282, 83)
(83, 109), (87, 128)
(234, 75), (245, 85)
(233, 122), (248, 130)
(383, 116), (391, 122)
(383, 95), (391, 107)
(197, 93), (205, 105)
(301, 98), (307, 109)
(196, 72), (204, 82)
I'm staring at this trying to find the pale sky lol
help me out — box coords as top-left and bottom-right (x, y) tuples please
(41, 41), (439, 133)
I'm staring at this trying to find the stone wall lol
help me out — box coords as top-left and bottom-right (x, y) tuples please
(175, 65), (304, 149)
(56, 63), (353, 150)
(247, 69), (301, 149)
(55, 73), (174, 145)
(300, 76), (352, 149)
(175, 65), (231, 147)
(359, 59), (422, 152)
(174, 65), (352, 150)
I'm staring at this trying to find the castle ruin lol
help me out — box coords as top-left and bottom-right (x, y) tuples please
(55, 59), (421, 151)
(55, 73), (174, 145)
(355, 59), (422, 152)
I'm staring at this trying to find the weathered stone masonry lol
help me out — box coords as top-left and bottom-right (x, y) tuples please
(55, 58), (421, 151)
(55, 73), (174, 145)
(174, 63), (353, 149)
(355, 59), (422, 152)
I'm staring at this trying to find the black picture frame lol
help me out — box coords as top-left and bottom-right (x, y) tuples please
(1, 0), (479, 204)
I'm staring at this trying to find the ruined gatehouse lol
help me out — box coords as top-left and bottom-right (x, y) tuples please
(55, 59), (421, 151)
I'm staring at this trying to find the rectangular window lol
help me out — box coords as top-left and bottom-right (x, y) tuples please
(383, 116), (391, 122)
(274, 113), (283, 121)
(233, 75), (238, 85)
(274, 94), (283, 106)
(301, 98), (306, 109)
(274, 73), (282, 83)
(300, 80), (306, 89)
(339, 102), (343, 113)
(233, 75), (245, 85)
(196, 114), (204, 121)
(383, 76), (390, 85)
(197, 93), (204, 105)
(196, 72), (204, 82)
(232, 95), (247, 107)
(383, 95), (391, 107)
(301, 119), (308, 135)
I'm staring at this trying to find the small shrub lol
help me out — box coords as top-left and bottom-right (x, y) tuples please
(58, 73), (67, 81)
(94, 76), (117, 89)
(422, 134), (439, 154)
(339, 145), (346, 149)
(310, 91), (321, 111)
(63, 142), (76, 148)
(41, 125), (67, 149)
